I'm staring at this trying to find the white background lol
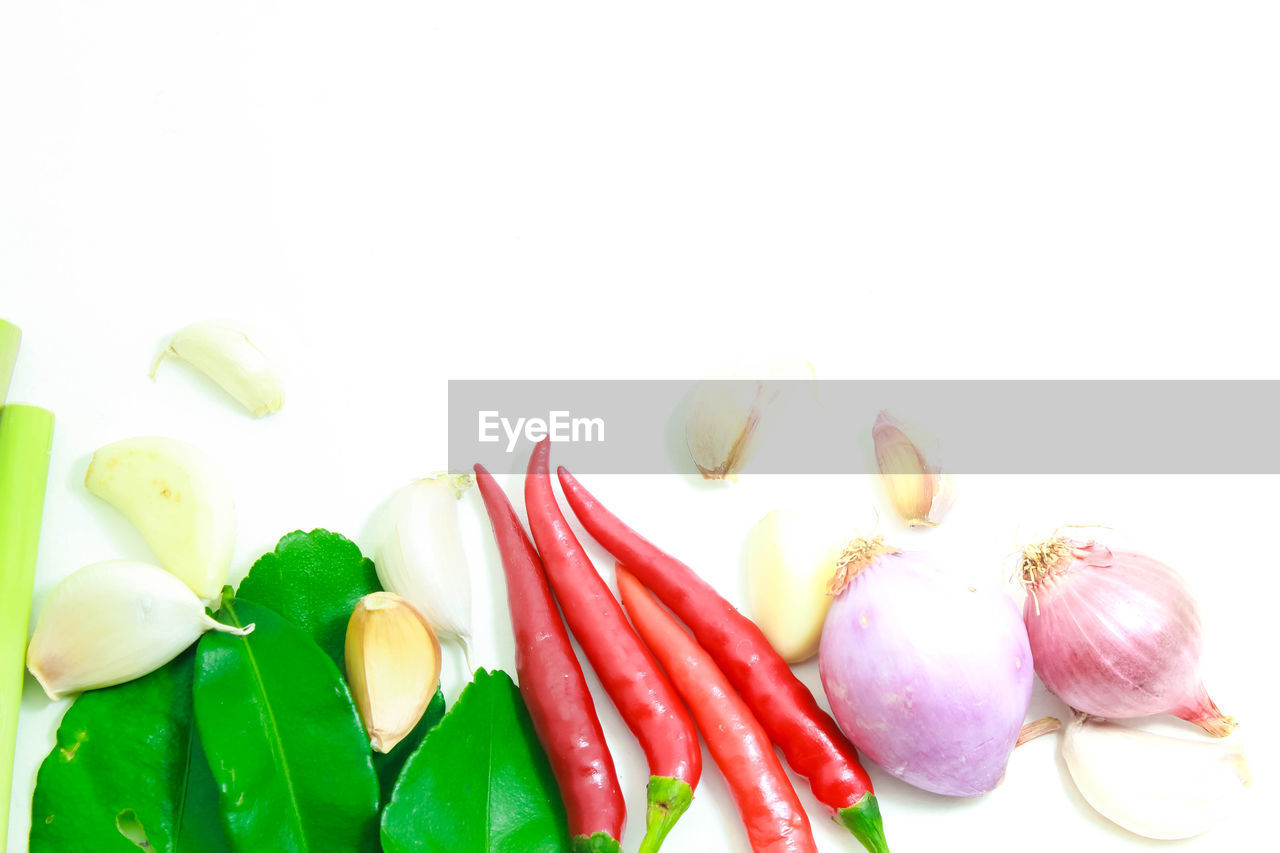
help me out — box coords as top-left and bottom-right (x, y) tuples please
(3, 2), (1277, 852)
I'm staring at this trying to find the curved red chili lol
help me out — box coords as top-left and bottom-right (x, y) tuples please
(558, 467), (890, 853)
(617, 566), (817, 853)
(474, 464), (624, 852)
(525, 439), (701, 853)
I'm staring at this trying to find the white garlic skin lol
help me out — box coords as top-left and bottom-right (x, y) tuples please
(85, 436), (236, 601)
(153, 319), (284, 417)
(744, 509), (843, 662)
(1061, 715), (1251, 840)
(373, 474), (474, 667)
(26, 560), (251, 700)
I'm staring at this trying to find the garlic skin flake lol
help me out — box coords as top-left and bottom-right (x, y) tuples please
(373, 474), (474, 668)
(1061, 715), (1251, 840)
(345, 592), (442, 753)
(85, 436), (236, 601)
(872, 410), (954, 527)
(745, 510), (843, 662)
(152, 319), (284, 417)
(26, 560), (252, 700)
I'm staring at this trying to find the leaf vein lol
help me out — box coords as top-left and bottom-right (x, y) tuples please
(225, 599), (310, 853)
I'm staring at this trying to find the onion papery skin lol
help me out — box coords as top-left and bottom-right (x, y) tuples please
(1023, 541), (1230, 734)
(819, 551), (1033, 797)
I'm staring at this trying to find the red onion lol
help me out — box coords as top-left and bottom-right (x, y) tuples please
(1019, 538), (1234, 736)
(819, 539), (1033, 797)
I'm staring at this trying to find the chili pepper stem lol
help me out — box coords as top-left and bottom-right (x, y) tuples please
(638, 775), (695, 853)
(836, 793), (892, 853)
(571, 830), (623, 853)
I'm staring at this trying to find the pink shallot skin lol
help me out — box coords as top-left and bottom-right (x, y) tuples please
(820, 550), (1034, 797)
(1023, 540), (1232, 735)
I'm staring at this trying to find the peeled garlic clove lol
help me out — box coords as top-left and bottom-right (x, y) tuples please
(872, 410), (954, 527)
(85, 436), (236, 600)
(26, 560), (251, 700)
(373, 474), (474, 668)
(1061, 715), (1251, 840)
(745, 510), (844, 662)
(152, 319), (284, 417)
(345, 592), (442, 753)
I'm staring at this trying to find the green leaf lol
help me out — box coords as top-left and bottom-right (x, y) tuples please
(381, 669), (570, 853)
(194, 598), (379, 852)
(235, 529), (380, 668)
(234, 528), (439, 804)
(30, 648), (229, 853)
(374, 686), (445, 807)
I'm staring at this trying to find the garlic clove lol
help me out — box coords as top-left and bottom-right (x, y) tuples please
(373, 474), (474, 668)
(685, 382), (767, 480)
(687, 379), (802, 481)
(745, 509), (844, 662)
(684, 361), (817, 481)
(1061, 715), (1251, 840)
(85, 436), (236, 601)
(872, 411), (953, 527)
(26, 560), (251, 700)
(151, 319), (284, 417)
(345, 592), (442, 753)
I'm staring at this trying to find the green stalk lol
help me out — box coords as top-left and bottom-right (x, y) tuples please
(571, 831), (622, 853)
(0, 403), (55, 850)
(837, 792), (892, 853)
(638, 775), (694, 853)
(0, 320), (19, 405)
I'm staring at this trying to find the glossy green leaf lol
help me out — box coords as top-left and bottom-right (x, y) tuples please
(29, 648), (229, 853)
(194, 598), (379, 852)
(381, 669), (569, 853)
(374, 686), (445, 807)
(234, 529), (380, 668)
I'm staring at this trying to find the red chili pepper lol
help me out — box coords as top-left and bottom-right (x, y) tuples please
(474, 464), (625, 852)
(617, 565), (817, 853)
(525, 439), (701, 853)
(558, 467), (890, 853)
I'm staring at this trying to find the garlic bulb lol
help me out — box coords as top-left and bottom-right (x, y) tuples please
(26, 560), (252, 700)
(744, 510), (844, 662)
(1061, 715), (1251, 840)
(872, 410), (954, 527)
(151, 319), (284, 417)
(85, 436), (236, 600)
(345, 592), (442, 753)
(373, 474), (474, 669)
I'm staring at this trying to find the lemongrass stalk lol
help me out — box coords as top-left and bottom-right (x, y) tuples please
(0, 404), (55, 850)
(0, 320), (19, 406)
